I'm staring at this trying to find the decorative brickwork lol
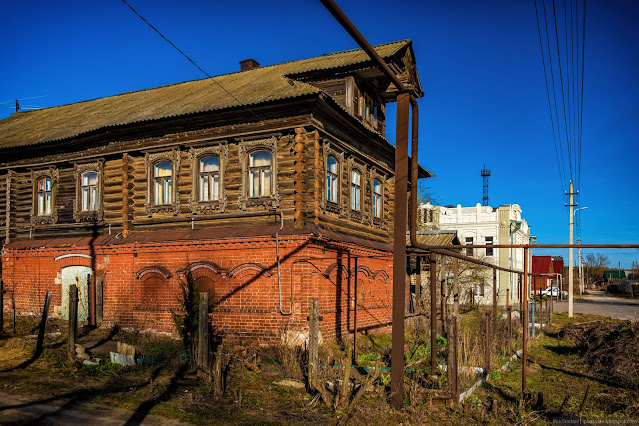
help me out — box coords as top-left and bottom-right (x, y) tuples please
(2, 235), (393, 344)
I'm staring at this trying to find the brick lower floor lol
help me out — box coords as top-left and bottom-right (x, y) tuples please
(1, 234), (394, 345)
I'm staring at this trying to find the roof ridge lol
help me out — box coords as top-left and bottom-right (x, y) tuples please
(8, 39), (412, 117)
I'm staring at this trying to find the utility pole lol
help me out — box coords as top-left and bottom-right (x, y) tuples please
(578, 238), (583, 300)
(566, 182), (578, 317)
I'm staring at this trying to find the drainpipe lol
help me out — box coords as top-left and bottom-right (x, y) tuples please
(276, 210), (292, 315)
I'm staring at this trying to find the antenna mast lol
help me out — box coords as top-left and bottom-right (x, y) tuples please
(481, 165), (491, 206)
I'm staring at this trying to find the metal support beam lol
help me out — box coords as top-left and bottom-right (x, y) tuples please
(390, 92), (410, 409)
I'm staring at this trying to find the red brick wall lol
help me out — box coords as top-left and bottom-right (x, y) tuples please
(2, 235), (393, 344)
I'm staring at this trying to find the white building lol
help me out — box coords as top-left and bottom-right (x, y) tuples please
(421, 202), (532, 306)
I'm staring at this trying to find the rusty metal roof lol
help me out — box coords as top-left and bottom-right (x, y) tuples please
(0, 40), (413, 150)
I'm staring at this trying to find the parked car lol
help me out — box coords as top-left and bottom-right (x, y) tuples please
(540, 287), (560, 297)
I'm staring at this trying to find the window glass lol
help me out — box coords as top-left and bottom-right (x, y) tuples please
(153, 161), (173, 205)
(326, 156), (338, 203)
(248, 150), (272, 197)
(465, 237), (474, 256)
(373, 178), (382, 218)
(81, 171), (98, 212)
(350, 170), (361, 211)
(199, 156), (220, 202)
(485, 236), (494, 257)
(37, 177), (52, 216)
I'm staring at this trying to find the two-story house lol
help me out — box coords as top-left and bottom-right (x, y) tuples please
(0, 40), (430, 343)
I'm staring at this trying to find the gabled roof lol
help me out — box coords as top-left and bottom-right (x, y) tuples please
(532, 256), (553, 274)
(0, 40), (415, 150)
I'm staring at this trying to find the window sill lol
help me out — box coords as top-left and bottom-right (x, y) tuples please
(326, 202), (340, 214)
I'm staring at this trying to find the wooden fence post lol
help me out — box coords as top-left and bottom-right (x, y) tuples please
(198, 292), (209, 369)
(87, 274), (95, 327)
(36, 291), (52, 356)
(309, 300), (319, 390)
(96, 277), (103, 326)
(214, 344), (223, 398)
(68, 284), (78, 358)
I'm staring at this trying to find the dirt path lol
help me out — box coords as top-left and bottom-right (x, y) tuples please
(0, 391), (188, 425)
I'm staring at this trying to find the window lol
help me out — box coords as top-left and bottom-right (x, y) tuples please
(248, 150), (272, 198)
(326, 155), (338, 204)
(80, 171), (98, 212)
(474, 282), (485, 297)
(36, 177), (52, 216)
(350, 169), (361, 211)
(465, 237), (474, 256)
(198, 156), (220, 202)
(373, 178), (382, 218)
(153, 161), (173, 205)
(238, 138), (279, 210)
(485, 236), (494, 257)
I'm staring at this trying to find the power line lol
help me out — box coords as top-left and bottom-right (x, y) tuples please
(534, 0), (565, 194)
(552, 0), (574, 183)
(119, 0), (260, 120)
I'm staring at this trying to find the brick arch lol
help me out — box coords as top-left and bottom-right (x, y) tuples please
(136, 266), (172, 280)
(178, 261), (227, 279)
(324, 263), (350, 279)
(227, 262), (272, 279)
(352, 265), (373, 279)
(54, 253), (94, 269)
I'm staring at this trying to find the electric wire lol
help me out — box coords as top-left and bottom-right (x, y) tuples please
(534, 0), (565, 194)
(552, 0), (574, 183)
(120, 0), (261, 120)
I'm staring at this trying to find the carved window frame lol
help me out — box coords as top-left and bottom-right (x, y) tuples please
(31, 168), (59, 225)
(238, 137), (280, 210)
(74, 161), (104, 222)
(189, 144), (228, 214)
(321, 143), (344, 215)
(370, 168), (386, 226)
(145, 150), (181, 215)
(346, 157), (366, 222)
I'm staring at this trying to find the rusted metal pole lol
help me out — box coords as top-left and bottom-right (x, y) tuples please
(353, 257), (358, 362)
(522, 248), (528, 393)
(507, 306), (513, 354)
(485, 312), (491, 375)
(492, 268), (497, 332)
(429, 252), (438, 375)
(440, 255), (447, 337)
(390, 92), (410, 409)
(415, 256), (422, 311)
(0, 279), (3, 335)
(451, 257), (459, 403)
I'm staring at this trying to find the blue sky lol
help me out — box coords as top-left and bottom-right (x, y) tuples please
(1, 0), (637, 268)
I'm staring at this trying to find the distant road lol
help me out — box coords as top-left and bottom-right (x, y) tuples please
(553, 290), (639, 321)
